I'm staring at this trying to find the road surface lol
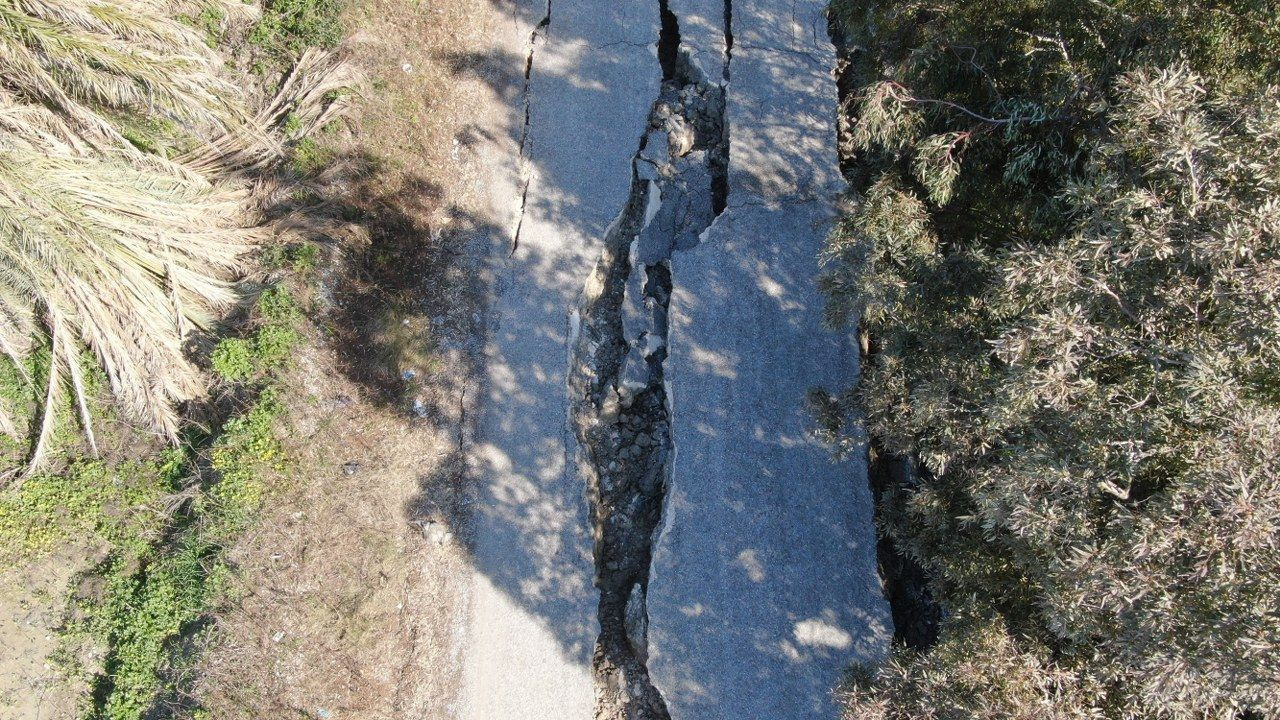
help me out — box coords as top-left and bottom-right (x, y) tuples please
(460, 1), (890, 718)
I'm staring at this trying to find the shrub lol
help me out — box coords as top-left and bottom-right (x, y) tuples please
(824, 1), (1280, 716)
(842, 606), (1102, 720)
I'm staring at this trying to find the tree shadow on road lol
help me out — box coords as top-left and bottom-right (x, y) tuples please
(395, 0), (892, 717)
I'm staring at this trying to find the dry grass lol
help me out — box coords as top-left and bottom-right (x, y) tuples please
(191, 0), (499, 715)
(195, 334), (471, 718)
(338, 0), (493, 189)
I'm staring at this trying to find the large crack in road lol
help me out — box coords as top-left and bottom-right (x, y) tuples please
(568, 3), (730, 718)
(463, 0), (889, 715)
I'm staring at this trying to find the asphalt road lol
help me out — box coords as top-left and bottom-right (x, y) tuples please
(460, 1), (890, 718)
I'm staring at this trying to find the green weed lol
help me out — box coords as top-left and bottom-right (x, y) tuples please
(66, 391), (287, 719)
(290, 136), (334, 176)
(0, 345), (109, 462)
(210, 338), (254, 383)
(262, 240), (319, 271)
(248, 0), (344, 62)
(281, 112), (304, 139)
(0, 456), (181, 566)
(177, 4), (226, 47)
(54, 282), (302, 720)
(210, 286), (304, 383)
(72, 383), (286, 719)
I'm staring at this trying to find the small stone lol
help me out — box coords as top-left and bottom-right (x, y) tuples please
(625, 584), (648, 660)
(412, 398), (429, 418)
(421, 521), (449, 545)
(601, 392), (621, 422)
(342, 461), (360, 476)
(402, 368), (418, 380)
(272, 631), (285, 643)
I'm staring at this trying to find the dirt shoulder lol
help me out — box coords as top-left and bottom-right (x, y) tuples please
(193, 0), (500, 717)
(0, 0), (504, 716)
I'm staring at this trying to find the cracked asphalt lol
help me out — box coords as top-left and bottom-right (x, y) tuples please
(457, 1), (890, 718)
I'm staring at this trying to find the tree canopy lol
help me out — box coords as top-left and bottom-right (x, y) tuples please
(824, 1), (1280, 716)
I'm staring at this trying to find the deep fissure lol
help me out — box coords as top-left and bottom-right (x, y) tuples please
(826, 12), (941, 651)
(722, 0), (733, 82)
(568, 4), (731, 718)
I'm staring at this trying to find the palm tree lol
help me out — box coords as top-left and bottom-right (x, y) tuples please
(0, 0), (349, 474)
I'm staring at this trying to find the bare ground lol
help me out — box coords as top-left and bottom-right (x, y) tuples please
(0, 0), (501, 717)
(0, 552), (86, 720)
(194, 0), (499, 716)
(194, 334), (472, 719)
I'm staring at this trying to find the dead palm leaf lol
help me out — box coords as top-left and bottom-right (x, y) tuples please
(0, 1), (356, 479)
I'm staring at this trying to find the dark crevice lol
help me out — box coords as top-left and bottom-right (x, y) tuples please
(722, 0), (733, 82)
(657, 0), (681, 82)
(511, 3), (552, 256)
(827, 18), (942, 651)
(571, 6), (730, 718)
(710, 0), (732, 213)
(867, 445), (942, 649)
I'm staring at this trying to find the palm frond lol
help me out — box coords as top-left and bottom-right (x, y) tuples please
(0, 0), (356, 478)
(0, 131), (263, 461)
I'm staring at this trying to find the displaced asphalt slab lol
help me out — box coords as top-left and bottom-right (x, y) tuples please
(647, 0), (893, 718)
(459, 2), (659, 718)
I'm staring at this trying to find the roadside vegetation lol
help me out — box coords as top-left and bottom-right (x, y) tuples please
(0, 0), (353, 717)
(823, 1), (1279, 717)
(2, 0), (489, 713)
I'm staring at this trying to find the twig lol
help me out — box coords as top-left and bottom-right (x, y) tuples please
(885, 82), (1036, 126)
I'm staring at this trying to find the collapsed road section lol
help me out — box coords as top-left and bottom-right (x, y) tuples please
(464, 0), (890, 718)
(569, 5), (727, 716)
